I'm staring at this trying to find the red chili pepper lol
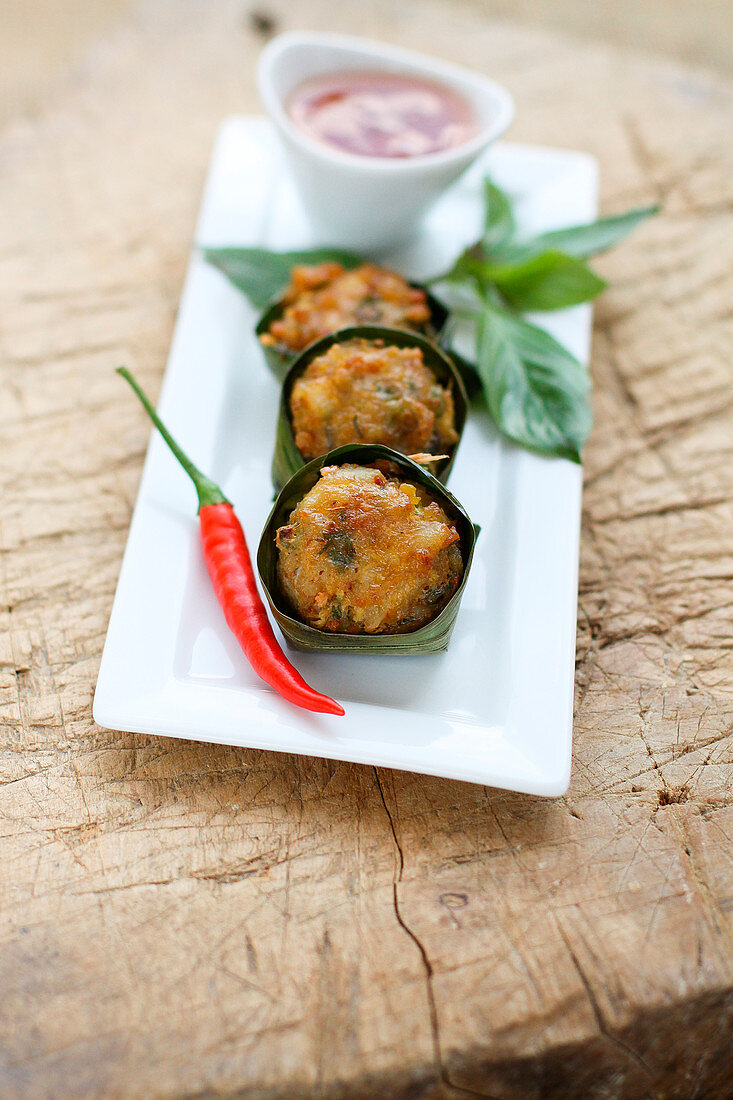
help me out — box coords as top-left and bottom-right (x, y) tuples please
(117, 368), (344, 717)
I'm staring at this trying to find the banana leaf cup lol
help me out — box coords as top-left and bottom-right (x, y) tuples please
(257, 443), (478, 655)
(271, 325), (468, 493)
(256, 284), (449, 380)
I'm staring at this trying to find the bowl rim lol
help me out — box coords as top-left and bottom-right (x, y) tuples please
(257, 31), (515, 174)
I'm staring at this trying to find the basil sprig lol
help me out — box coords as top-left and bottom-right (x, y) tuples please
(429, 181), (657, 461)
(202, 182), (657, 463)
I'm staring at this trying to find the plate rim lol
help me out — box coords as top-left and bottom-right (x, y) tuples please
(93, 115), (596, 796)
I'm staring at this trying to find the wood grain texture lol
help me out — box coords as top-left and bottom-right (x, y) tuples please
(0, 1), (731, 1097)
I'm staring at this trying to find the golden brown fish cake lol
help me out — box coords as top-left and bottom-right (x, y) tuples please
(260, 262), (431, 353)
(275, 464), (463, 635)
(289, 338), (458, 461)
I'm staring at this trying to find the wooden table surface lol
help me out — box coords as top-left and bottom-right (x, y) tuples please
(1, 2), (731, 1097)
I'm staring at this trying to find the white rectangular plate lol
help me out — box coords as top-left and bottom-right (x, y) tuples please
(94, 117), (597, 795)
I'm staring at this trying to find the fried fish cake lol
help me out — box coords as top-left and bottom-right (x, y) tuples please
(275, 464), (463, 635)
(260, 262), (431, 353)
(289, 338), (458, 461)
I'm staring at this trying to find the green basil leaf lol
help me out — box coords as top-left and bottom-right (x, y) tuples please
(202, 247), (364, 309)
(490, 204), (660, 264)
(483, 179), (515, 251)
(476, 307), (591, 462)
(486, 251), (607, 310)
(430, 243), (488, 288)
(434, 178), (514, 285)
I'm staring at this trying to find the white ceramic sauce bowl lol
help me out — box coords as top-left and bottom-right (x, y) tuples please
(257, 32), (514, 252)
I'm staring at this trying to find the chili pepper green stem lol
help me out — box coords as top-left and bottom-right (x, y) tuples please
(117, 367), (228, 511)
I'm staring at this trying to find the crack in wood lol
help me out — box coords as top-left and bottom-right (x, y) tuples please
(557, 923), (663, 1100)
(373, 768), (502, 1099)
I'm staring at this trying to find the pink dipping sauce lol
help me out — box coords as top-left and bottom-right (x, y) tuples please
(287, 70), (477, 159)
